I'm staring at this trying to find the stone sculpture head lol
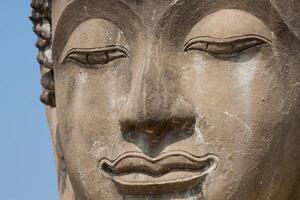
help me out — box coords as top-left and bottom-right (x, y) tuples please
(31, 0), (300, 199)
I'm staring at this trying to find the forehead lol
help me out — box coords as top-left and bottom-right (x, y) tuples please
(52, 0), (280, 31)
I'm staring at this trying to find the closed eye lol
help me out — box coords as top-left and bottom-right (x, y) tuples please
(63, 45), (128, 68)
(184, 35), (272, 56)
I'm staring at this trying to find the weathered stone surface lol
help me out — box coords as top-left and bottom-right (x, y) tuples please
(31, 0), (300, 199)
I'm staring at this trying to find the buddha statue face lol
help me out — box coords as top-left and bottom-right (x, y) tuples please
(31, 0), (300, 199)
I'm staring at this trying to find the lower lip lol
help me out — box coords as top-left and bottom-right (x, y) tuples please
(112, 171), (208, 195)
(100, 155), (219, 195)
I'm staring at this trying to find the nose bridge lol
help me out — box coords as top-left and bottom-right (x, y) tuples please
(132, 41), (170, 122)
(119, 37), (195, 131)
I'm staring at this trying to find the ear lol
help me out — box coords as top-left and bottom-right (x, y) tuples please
(45, 107), (75, 200)
(40, 68), (56, 107)
(31, 0), (74, 199)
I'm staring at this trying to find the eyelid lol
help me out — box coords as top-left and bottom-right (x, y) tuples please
(64, 45), (129, 60)
(183, 34), (273, 54)
(62, 45), (129, 68)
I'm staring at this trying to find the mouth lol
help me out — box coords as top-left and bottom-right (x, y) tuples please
(98, 151), (219, 195)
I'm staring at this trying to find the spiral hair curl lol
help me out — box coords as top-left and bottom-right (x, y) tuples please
(30, 0), (55, 107)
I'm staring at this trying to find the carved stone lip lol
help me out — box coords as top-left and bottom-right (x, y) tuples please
(98, 151), (219, 195)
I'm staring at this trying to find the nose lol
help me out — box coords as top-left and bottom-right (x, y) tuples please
(119, 45), (195, 140)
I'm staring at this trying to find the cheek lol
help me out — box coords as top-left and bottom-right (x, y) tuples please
(180, 50), (286, 154)
(177, 50), (292, 196)
(54, 60), (131, 146)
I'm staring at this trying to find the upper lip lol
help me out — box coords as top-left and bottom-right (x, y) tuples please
(99, 151), (219, 195)
(100, 151), (217, 177)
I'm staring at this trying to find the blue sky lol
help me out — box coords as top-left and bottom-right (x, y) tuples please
(0, 1), (58, 199)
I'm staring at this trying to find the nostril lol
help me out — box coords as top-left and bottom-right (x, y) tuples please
(119, 121), (135, 137)
(137, 121), (169, 139)
(171, 118), (183, 124)
(170, 117), (196, 128)
(120, 117), (196, 142)
(119, 117), (196, 156)
(120, 119), (168, 140)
